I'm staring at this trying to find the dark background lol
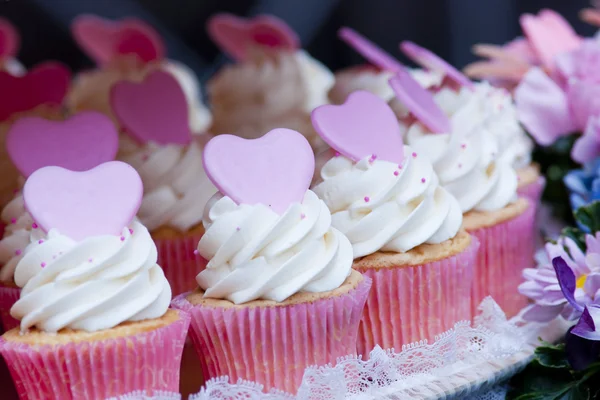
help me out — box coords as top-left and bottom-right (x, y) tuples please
(0, 0), (596, 84)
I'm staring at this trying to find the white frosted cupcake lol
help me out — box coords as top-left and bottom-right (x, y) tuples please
(206, 13), (334, 151)
(0, 161), (189, 400)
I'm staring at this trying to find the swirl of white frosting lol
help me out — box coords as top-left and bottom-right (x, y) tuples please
(313, 147), (462, 258)
(121, 138), (217, 232)
(330, 67), (443, 104)
(10, 220), (171, 332)
(473, 82), (533, 170)
(208, 50), (334, 146)
(405, 86), (519, 213)
(0, 194), (33, 282)
(196, 190), (352, 304)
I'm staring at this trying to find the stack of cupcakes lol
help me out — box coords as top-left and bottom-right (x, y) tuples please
(172, 128), (371, 393)
(0, 161), (189, 399)
(206, 14), (335, 152)
(0, 112), (119, 331)
(110, 69), (216, 296)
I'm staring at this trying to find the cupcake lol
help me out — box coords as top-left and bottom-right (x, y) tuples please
(0, 161), (189, 400)
(0, 63), (71, 208)
(0, 112), (118, 331)
(111, 70), (217, 296)
(391, 67), (535, 318)
(206, 14), (334, 152)
(396, 41), (544, 203)
(68, 15), (212, 133)
(171, 128), (371, 394)
(311, 90), (476, 354)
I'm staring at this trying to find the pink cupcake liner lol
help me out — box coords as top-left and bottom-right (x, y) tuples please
(354, 237), (478, 356)
(0, 283), (20, 333)
(171, 277), (372, 394)
(517, 176), (545, 206)
(469, 200), (536, 319)
(0, 310), (190, 400)
(154, 233), (207, 297)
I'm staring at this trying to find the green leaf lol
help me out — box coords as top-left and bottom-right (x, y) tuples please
(575, 201), (600, 234)
(561, 227), (587, 252)
(535, 344), (570, 369)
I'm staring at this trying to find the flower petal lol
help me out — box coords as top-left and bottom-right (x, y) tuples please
(520, 303), (564, 322)
(553, 256), (584, 312)
(572, 306), (600, 340)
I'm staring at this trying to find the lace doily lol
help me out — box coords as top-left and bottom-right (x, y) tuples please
(106, 391), (181, 400)
(188, 297), (569, 400)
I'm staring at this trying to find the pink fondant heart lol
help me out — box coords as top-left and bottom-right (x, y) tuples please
(338, 27), (404, 72)
(311, 91), (404, 164)
(111, 70), (191, 145)
(520, 9), (582, 70)
(0, 62), (71, 122)
(72, 14), (165, 66)
(203, 129), (314, 214)
(0, 17), (19, 59)
(400, 41), (474, 90)
(23, 161), (143, 241)
(6, 112), (118, 177)
(207, 13), (299, 61)
(389, 70), (451, 133)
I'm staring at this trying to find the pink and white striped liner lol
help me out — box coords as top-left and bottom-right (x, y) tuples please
(154, 233), (207, 297)
(171, 276), (372, 394)
(469, 200), (536, 319)
(354, 237), (478, 356)
(0, 310), (190, 400)
(0, 283), (20, 332)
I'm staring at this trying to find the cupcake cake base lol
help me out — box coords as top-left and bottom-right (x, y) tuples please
(353, 230), (477, 356)
(172, 270), (371, 394)
(0, 309), (190, 400)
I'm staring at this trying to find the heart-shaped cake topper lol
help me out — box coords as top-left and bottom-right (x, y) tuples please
(72, 14), (165, 66)
(24, 161), (143, 241)
(312, 91), (404, 164)
(0, 62), (71, 122)
(0, 18), (19, 59)
(207, 13), (300, 61)
(7, 112), (118, 178)
(111, 70), (191, 146)
(338, 27), (404, 72)
(203, 129), (314, 214)
(389, 70), (451, 134)
(400, 41), (474, 90)
(520, 9), (582, 70)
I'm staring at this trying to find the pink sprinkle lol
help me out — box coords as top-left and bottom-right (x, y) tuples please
(142, 154), (149, 161)
(38, 240), (44, 244)
(12, 189), (18, 194)
(412, 152), (417, 158)
(394, 171), (399, 176)
(458, 163), (463, 168)
(41, 262), (46, 268)
(300, 213), (306, 220)
(371, 154), (377, 160)
(421, 178), (426, 183)
(461, 143), (467, 149)
(236, 227), (240, 231)
(364, 196), (370, 203)
(52, 255), (56, 259)
(193, 249), (199, 255)
(14, 249), (21, 256)
(129, 228), (134, 234)
(59, 252), (63, 255)
(120, 236), (125, 241)
(334, 151), (340, 157)
(10, 218), (16, 224)
(88, 258), (93, 263)
(398, 164), (403, 169)
(32, 223), (38, 229)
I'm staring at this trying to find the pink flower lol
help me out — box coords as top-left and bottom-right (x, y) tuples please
(464, 9), (582, 90)
(519, 233), (600, 322)
(515, 39), (600, 154)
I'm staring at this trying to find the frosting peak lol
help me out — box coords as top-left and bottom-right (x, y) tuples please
(196, 190), (352, 304)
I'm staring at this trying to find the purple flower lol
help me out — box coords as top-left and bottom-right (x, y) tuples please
(515, 39), (600, 159)
(519, 233), (600, 322)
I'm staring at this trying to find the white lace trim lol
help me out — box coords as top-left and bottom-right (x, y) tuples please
(189, 297), (570, 400)
(105, 391), (181, 400)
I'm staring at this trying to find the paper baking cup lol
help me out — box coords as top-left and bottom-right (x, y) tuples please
(0, 310), (190, 400)
(517, 176), (545, 205)
(469, 202), (536, 319)
(172, 277), (372, 394)
(354, 238), (478, 356)
(154, 234), (207, 296)
(0, 283), (20, 332)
